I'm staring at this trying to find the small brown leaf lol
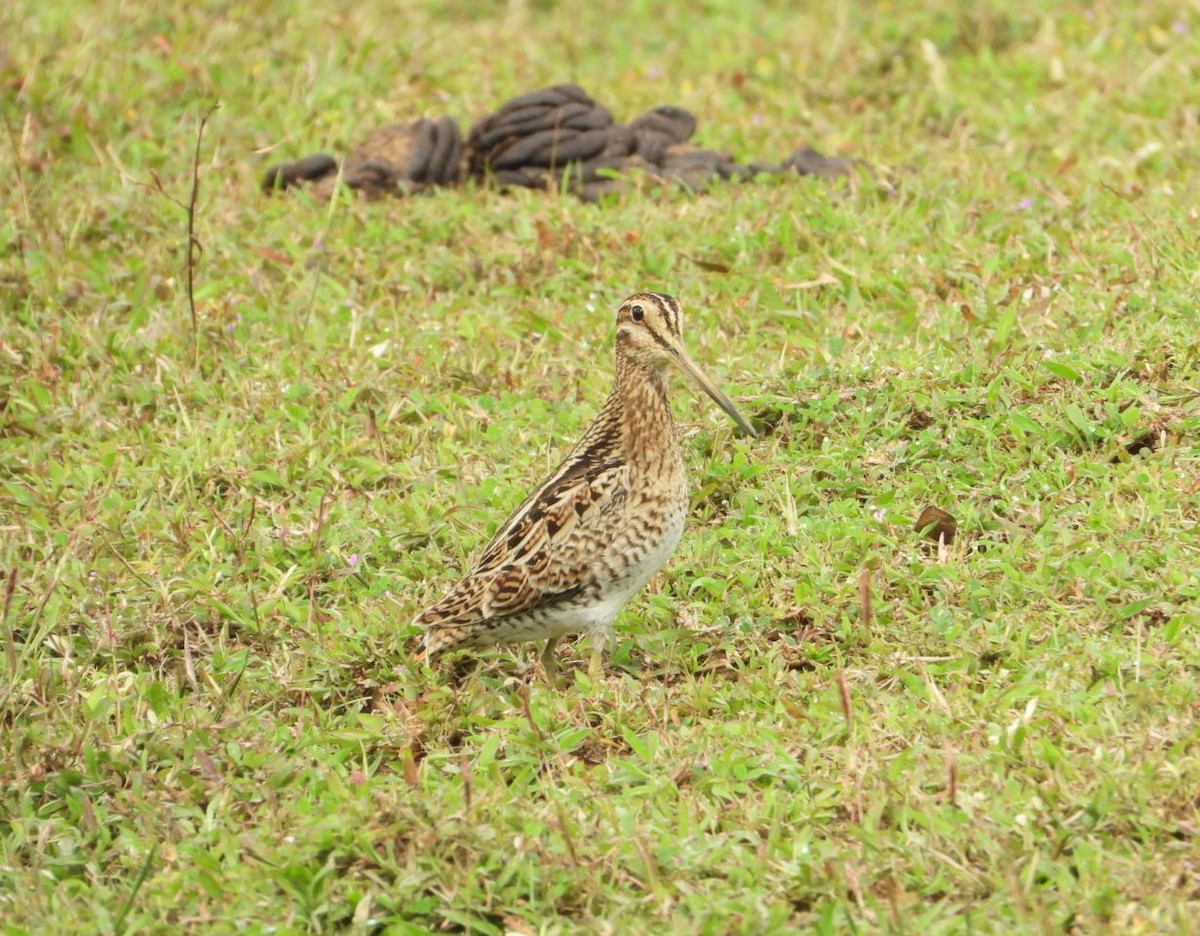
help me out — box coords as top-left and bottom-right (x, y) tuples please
(194, 751), (222, 783)
(253, 246), (293, 265)
(401, 746), (420, 789)
(534, 218), (554, 253)
(682, 253), (731, 273)
(906, 409), (934, 432)
(915, 505), (957, 544)
(1111, 428), (1160, 462)
(777, 607), (814, 631)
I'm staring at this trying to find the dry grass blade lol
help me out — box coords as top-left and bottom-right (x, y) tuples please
(858, 567), (873, 629)
(2, 568), (17, 679)
(836, 670), (853, 730)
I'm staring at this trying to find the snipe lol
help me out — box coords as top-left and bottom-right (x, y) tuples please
(413, 292), (756, 680)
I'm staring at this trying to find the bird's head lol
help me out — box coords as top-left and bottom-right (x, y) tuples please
(615, 292), (756, 437)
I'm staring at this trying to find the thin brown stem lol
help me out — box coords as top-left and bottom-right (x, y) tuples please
(186, 103), (220, 348)
(144, 101), (219, 353)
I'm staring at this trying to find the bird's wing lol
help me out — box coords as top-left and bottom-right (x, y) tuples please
(413, 457), (629, 630)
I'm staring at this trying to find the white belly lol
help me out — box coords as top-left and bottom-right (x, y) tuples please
(578, 508), (686, 631)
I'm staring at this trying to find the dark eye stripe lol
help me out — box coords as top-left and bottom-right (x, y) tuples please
(644, 323), (675, 354)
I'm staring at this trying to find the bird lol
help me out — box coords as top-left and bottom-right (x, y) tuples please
(412, 291), (756, 681)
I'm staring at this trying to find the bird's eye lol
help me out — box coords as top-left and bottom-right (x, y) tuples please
(631, 304), (644, 321)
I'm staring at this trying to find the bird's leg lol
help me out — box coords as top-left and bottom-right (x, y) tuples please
(588, 629), (607, 680)
(540, 637), (559, 684)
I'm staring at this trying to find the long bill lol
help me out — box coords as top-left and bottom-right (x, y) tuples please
(672, 345), (758, 438)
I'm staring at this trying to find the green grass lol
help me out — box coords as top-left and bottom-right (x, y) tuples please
(3, 0), (1199, 932)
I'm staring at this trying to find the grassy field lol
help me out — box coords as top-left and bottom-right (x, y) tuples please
(3, 0), (1199, 932)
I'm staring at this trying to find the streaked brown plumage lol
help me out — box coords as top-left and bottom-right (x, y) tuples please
(414, 292), (756, 680)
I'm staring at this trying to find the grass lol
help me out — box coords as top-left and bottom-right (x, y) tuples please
(2, 0), (1199, 932)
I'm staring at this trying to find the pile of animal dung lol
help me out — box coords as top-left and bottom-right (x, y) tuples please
(263, 83), (860, 204)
